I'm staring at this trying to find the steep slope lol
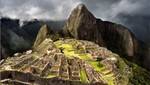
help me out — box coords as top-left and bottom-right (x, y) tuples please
(60, 4), (150, 71)
(1, 18), (31, 58)
(33, 24), (54, 50)
(21, 19), (44, 40)
(97, 20), (135, 57)
(60, 3), (137, 57)
(97, 20), (150, 71)
(61, 4), (104, 46)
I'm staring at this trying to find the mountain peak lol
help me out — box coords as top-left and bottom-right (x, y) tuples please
(33, 24), (53, 50)
(62, 3), (104, 46)
(71, 3), (90, 16)
(75, 3), (86, 10)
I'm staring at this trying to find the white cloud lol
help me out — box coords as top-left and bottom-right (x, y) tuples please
(0, 0), (81, 20)
(1, 0), (149, 21)
(110, 0), (150, 19)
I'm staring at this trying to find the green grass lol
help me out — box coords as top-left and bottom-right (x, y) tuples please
(105, 73), (114, 77)
(102, 69), (111, 74)
(54, 40), (115, 85)
(46, 74), (57, 78)
(63, 50), (77, 59)
(55, 42), (90, 60)
(54, 41), (62, 46)
(79, 54), (91, 60)
(88, 61), (115, 85)
(80, 68), (89, 83)
(88, 61), (105, 71)
(103, 77), (115, 85)
(58, 44), (74, 51)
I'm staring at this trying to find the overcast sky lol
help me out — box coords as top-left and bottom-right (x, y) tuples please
(0, 0), (150, 43)
(0, 0), (149, 20)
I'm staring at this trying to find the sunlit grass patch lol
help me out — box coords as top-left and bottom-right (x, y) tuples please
(79, 54), (91, 60)
(58, 44), (74, 51)
(88, 61), (105, 71)
(102, 69), (111, 74)
(80, 67), (89, 83)
(63, 50), (77, 59)
(53, 40), (115, 85)
(46, 74), (57, 78)
(102, 76), (115, 85)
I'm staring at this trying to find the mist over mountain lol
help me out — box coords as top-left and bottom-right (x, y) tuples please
(0, 17), (66, 58)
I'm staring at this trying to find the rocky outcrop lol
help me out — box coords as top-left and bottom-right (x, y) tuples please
(97, 20), (136, 57)
(60, 3), (137, 57)
(33, 24), (54, 51)
(22, 19), (65, 40)
(61, 4), (104, 46)
(60, 4), (150, 70)
(96, 20), (150, 70)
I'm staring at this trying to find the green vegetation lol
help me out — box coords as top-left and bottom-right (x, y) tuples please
(116, 57), (127, 74)
(57, 44), (73, 51)
(46, 74), (57, 78)
(80, 68), (89, 83)
(124, 59), (150, 85)
(49, 34), (60, 41)
(88, 61), (115, 85)
(54, 40), (91, 60)
(79, 54), (91, 60)
(130, 66), (150, 85)
(63, 50), (77, 59)
(54, 40), (115, 85)
(102, 76), (115, 85)
(54, 39), (150, 85)
(88, 61), (104, 71)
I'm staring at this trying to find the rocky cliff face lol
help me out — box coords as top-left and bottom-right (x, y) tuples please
(97, 20), (135, 57)
(33, 24), (54, 51)
(60, 4), (137, 57)
(60, 4), (149, 71)
(61, 4), (104, 46)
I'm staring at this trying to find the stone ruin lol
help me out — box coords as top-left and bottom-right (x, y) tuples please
(0, 39), (131, 85)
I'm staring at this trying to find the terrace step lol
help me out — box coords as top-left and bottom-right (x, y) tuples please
(12, 56), (34, 69)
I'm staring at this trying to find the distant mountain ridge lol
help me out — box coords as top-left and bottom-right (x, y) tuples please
(0, 17), (65, 58)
